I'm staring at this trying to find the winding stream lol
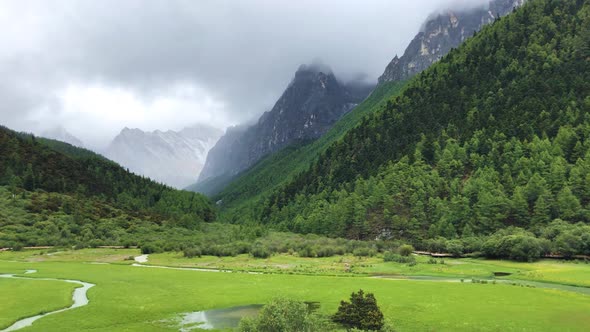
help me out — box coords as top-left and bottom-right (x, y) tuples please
(0, 271), (95, 332)
(132, 255), (262, 274)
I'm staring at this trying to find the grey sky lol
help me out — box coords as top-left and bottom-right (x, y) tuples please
(0, 0), (488, 149)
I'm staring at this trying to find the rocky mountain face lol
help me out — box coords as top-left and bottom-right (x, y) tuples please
(105, 124), (222, 189)
(197, 64), (373, 183)
(41, 126), (85, 147)
(379, 0), (525, 84)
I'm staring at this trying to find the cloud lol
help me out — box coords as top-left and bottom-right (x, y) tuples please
(0, 0), (489, 149)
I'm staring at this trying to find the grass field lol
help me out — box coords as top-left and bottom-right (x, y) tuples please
(145, 251), (590, 287)
(0, 277), (77, 330)
(1, 249), (590, 331)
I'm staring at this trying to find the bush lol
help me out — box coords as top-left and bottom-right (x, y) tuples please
(251, 245), (271, 259)
(353, 247), (376, 257)
(238, 298), (330, 332)
(183, 247), (202, 258)
(332, 289), (385, 331)
(384, 252), (416, 264)
(398, 244), (414, 256)
(483, 234), (542, 262)
(445, 240), (464, 257)
(141, 243), (162, 254)
(299, 246), (317, 258)
(425, 237), (447, 253)
(315, 245), (342, 257)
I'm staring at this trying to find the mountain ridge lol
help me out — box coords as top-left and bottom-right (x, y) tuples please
(197, 64), (373, 183)
(379, 0), (525, 84)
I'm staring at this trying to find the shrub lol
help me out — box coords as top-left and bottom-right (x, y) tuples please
(299, 246), (317, 258)
(353, 247), (376, 257)
(482, 232), (543, 262)
(445, 240), (464, 257)
(332, 289), (385, 331)
(384, 252), (416, 264)
(398, 244), (414, 256)
(141, 243), (162, 254)
(251, 245), (271, 259)
(316, 246), (335, 258)
(183, 247), (202, 258)
(425, 237), (447, 253)
(238, 298), (330, 332)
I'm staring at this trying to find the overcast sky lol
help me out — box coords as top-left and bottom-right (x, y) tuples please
(0, 0), (489, 149)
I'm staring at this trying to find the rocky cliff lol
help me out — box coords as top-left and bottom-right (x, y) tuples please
(198, 64), (373, 183)
(379, 0), (525, 84)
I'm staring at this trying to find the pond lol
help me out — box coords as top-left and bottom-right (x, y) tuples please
(173, 305), (263, 331)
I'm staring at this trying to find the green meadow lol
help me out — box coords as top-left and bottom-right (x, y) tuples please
(1, 249), (590, 331)
(0, 277), (77, 329)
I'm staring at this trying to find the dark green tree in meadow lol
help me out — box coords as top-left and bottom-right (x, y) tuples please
(333, 289), (385, 331)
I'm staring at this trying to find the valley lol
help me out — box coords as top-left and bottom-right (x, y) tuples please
(1, 248), (590, 331)
(1, 0), (589, 330)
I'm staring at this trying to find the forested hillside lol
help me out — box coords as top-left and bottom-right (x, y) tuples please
(213, 81), (407, 216)
(0, 125), (215, 247)
(234, 0), (590, 258)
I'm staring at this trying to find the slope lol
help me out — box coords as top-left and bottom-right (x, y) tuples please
(204, 0), (527, 216)
(252, 0), (590, 247)
(0, 125), (215, 228)
(197, 64), (373, 186)
(212, 80), (407, 219)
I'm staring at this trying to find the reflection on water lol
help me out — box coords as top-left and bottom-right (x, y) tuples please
(175, 305), (263, 331)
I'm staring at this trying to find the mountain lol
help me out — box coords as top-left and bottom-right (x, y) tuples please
(194, 81), (406, 210)
(41, 126), (85, 148)
(196, 64), (374, 185)
(0, 124), (216, 247)
(105, 124), (222, 189)
(251, 0), (590, 245)
(378, 0), (525, 84)
(192, 0), (521, 208)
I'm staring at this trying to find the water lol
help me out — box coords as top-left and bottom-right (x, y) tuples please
(0, 271), (94, 332)
(134, 254), (149, 263)
(132, 262), (262, 274)
(172, 305), (263, 331)
(373, 275), (590, 295)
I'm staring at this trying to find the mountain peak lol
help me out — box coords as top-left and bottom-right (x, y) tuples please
(379, 0), (526, 84)
(296, 62), (333, 76)
(197, 64), (373, 184)
(106, 124), (222, 188)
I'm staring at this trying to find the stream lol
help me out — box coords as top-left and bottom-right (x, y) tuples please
(0, 271), (95, 332)
(373, 275), (590, 295)
(132, 255), (261, 274)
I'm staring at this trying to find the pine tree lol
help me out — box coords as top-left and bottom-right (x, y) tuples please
(556, 186), (582, 221)
(511, 187), (530, 226)
(332, 290), (384, 331)
(532, 194), (551, 226)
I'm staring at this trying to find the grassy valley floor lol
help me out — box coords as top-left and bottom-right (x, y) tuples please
(1, 249), (590, 331)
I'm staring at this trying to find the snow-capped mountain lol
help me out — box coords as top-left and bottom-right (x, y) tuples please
(105, 124), (223, 189)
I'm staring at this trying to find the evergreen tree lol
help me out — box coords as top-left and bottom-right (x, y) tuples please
(332, 290), (385, 331)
